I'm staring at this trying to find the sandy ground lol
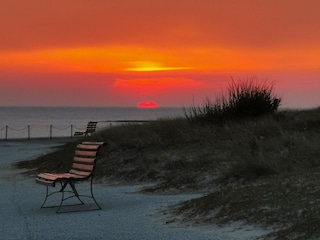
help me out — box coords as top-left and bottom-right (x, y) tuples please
(0, 139), (269, 240)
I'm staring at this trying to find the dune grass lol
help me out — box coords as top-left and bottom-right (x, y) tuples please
(15, 107), (320, 239)
(185, 77), (281, 124)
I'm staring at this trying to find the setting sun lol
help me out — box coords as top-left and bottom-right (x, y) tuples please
(137, 101), (158, 108)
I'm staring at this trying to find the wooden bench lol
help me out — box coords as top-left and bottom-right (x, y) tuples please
(74, 121), (98, 137)
(35, 141), (104, 213)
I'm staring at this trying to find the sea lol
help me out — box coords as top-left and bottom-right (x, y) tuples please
(0, 107), (185, 140)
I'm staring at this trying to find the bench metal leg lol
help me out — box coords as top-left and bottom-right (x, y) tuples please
(40, 181), (65, 208)
(39, 178), (101, 213)
(56, 178), (101, 213)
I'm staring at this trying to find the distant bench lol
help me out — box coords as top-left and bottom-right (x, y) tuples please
(74, 121), (98, 137)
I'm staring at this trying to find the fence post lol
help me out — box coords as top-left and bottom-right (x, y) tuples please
(5, 125), (8, 140)
(50, 125), (52, 139)
(28, 125), (30, 140)
(71, 124), (73, 138)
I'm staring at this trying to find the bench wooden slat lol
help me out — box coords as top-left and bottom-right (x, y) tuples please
(75, 150), (97, 158)
(73, 156), (95, 163)
(38, 173), (72, 181)
(69, 169), (92, 177)
(37, 173), (59, 181)
(77, 144), (100, 150)
(35, 178), (55, 187)
(72, 163), (94, 172)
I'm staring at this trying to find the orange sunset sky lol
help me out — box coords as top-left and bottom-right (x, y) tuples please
(0, 0), (320, 108)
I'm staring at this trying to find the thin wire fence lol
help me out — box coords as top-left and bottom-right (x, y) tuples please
(0, 120), (154, 140)
(0, 124), (81, 140)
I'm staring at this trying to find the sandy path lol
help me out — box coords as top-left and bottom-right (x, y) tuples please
(0, 140), (267, 240)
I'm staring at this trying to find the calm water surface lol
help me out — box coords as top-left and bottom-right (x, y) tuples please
(0, 107), (185, 139)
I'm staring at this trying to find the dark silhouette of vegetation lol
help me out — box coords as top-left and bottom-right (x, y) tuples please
(185, 77), (281, 124)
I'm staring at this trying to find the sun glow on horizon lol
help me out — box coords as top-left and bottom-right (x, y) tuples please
(124, 61), (192, 72)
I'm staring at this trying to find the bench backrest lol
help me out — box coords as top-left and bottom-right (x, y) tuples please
(86, 121), (98, 134)
(69, 142), (104, 178)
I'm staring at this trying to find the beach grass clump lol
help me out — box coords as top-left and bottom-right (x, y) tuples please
(185, 77), (281, 124)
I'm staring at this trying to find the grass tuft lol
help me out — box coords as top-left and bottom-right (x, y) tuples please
(185, 77), (281, 124)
